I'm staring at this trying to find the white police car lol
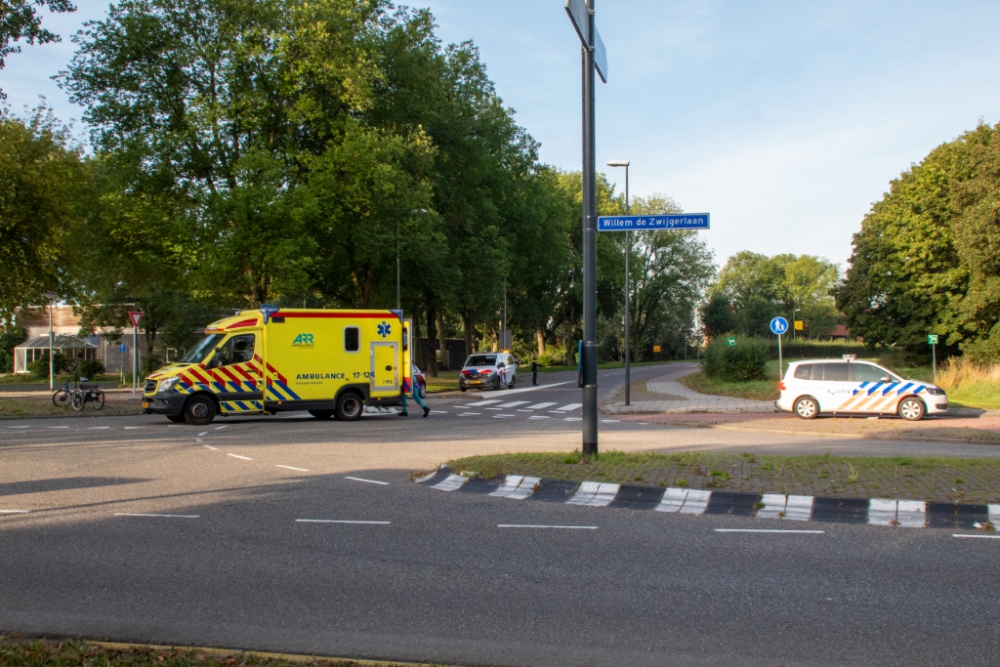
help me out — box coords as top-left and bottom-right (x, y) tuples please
(777, 357), (947, 421)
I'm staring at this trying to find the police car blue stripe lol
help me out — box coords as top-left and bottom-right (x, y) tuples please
(881, 383), (898, 396)
(867, 383), (883, 396)
(897, 382), (913, 395)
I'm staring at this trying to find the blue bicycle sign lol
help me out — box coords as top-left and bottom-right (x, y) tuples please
(769, 317), (789, 336)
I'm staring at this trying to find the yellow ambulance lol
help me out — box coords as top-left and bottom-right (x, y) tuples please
(142, 307), (412, 425)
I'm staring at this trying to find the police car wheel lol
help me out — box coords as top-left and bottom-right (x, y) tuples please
(336, 393), (364, 421)
(184, 395), (216, 425)
(898, 397), (925, 421)
(794, 396), (819, 420)
(509, 375), (515, 388)
(166, 415), (186, 423)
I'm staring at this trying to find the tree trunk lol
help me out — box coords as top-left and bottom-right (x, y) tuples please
(437, 311), (448, 372)
(426, 302), (437, 377)
(536, 328), (545, 357)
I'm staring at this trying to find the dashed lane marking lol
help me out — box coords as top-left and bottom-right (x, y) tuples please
(555, 403), (583, 412)
(486, 407), (503, 410)
(124, 426), (144, 430)
(115, 513), (199, 519)
(215, 425), (228, 430)
(953, 534), (1000, 539)
(564, 417), (582, 421)
(498, 524), (598, 530)
(276, 465), (309, 472)
(525, 402), (557, 410)
(459, 412), (482, 416)
(344, 476), (390, 486)
(496, 401), (530, 408)
(468, 400), (500, 407)
(715, 529), (825, 534)
(430, 411), (449, 414)
(203, 444), (218, 450)
(198, 431), (209, 436)
(88, 426), (110, 430)
(492, 414), (516, 418)
(47, 426), (69, 429)
(227, 453), (252, 461)
(601, 419), (620, 423)
(296, 519), (391, 525)
(167, 424), (184, 427)
(529, 416), (550, 419)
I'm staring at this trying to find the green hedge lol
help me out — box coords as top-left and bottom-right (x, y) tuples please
(702, 336), (769, 382)
(763, 339), (869, 360)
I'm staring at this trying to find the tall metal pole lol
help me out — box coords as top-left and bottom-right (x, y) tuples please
(581, 0), (598, 455)
(48, 299), (54, 392)
(503, 280), (507, 350)
(624, 165), (630, 406)
(396, 219), (401, 312)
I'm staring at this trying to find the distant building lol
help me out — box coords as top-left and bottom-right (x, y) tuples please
(829, 324), (859, 342)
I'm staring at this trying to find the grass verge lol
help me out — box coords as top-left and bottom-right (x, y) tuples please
(447, 450), (1000, 504)
(678, 369), (779, 401)
(0, 636), (436, 667)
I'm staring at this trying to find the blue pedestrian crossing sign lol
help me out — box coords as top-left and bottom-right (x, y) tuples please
(769, 317), (789, 336)
(119, 343), (127, 354)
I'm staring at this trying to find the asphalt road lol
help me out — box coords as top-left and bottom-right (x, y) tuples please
(3, 362), (1000, 666)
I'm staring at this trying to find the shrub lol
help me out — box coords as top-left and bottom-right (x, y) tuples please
(537, 345), (568, 367)
(702, 336), (768, 382)
(28, 353), (67, 380)
(74, 359), (106, 380)
(142, 353), (164, 376)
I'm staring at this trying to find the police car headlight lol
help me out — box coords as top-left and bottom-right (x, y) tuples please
(159, 377), (181, 392)
(926, 387), (945, 396)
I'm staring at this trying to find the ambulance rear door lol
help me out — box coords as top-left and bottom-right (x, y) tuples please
(371, 341), (399, 396)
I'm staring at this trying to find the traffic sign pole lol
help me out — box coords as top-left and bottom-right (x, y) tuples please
(928, 334), (938, 384)
(770, 317), (789, 381)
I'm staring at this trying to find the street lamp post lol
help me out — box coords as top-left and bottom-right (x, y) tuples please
(607, 159), (630, 405)
(43, 292), (59, 391)
(792, 307), (799, 341)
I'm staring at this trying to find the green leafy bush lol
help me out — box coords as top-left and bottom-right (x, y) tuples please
(702, 337), (768, 382)
(537, 346), (568, 367)
(74, 359), (106, 379)
(28, 353), (67, 380)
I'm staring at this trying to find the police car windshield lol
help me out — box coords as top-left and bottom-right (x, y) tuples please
(466, 355), (497, 367)
(180, 334), (225, 364)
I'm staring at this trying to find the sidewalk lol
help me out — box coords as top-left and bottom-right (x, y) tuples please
(602, 370), (776, 414)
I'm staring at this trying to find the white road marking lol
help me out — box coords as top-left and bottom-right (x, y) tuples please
(345, 476), (390, 485)
(198, 431), (209, 436)
(601, 419), (620, 423)
(524, 402), (557, 410)
(489, 475), (525, 498)
(507, 476), (542, 500)
(564, 417), (582, 421)
(496, 401), (530, 408)
(486, 407), (503, 410)
(755, 493), (787, 520)
(296, 519), (390, 525)
(487, 381), (572, 396)
(548, 410), (564, 414)
(124, 426), (144, 430)
(498, 524), (598, 530)
(867, 498), (897, 526)
(896, 500), (927, 528)
(227, 453), (252, 461)
(429, 410), (449, 414)
(459, 412), (481, 416)
(953, 534), (1000, 539)
(656, 488), (695, 513)
(115, 513), (199, 519)
(492, 414), (516, 418)
(529, 416), (550, 419)
(680, 489), (712, 515)
(88, 426), (110, 430)
(715, 529), (825, 534)
(432, 474), (470, 492)
(215, 425), (228, 430)
(782, 495), (814, 521)
(202, 444), (218, 450)
(276, 465), (309, 472)
(6, 426), (30, 429)
(48, 426), (69, 429)
(0, 509), (30, 514)
(468, 400), (500, 407)
(167, 424), (184, 427)
(555, 403), (583, 412)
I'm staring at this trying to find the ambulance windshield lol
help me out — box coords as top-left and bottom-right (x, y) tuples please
(180, 334), (225, 364)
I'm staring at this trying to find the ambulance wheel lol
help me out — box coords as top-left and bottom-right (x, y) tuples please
(166, 415), (186, 423)
(309, 410), (335, 420)
(898, 397), (925, 421)
(184, 395), (216, 426)
(335, 392), (364, 421)
(794, 396), (819, 420)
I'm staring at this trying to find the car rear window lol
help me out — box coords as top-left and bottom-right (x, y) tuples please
(793, 364), (816, 380)
(822, 363), (850, 381)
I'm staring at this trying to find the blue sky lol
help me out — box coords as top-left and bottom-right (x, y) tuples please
(5, 0), (1000, 270)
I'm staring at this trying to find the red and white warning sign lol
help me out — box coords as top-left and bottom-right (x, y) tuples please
(128, 311), (143, 327)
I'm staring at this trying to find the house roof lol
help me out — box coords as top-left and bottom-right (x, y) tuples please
(15, 335), (98, 350)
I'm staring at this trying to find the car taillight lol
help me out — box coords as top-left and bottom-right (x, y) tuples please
(779, 382), (786, 391)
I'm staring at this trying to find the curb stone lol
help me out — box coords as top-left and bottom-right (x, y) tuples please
(416, 467), (1000, 531)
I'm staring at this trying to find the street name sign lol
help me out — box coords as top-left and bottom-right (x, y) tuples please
(928, 334), (938, 345)
(769, 317), (789, 336)
(597, 214), (710, 231)
(726, 336), (736, 347)
(565, 0), (607, 82)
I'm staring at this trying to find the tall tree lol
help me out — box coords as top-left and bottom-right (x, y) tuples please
(0, 0), (76, 96)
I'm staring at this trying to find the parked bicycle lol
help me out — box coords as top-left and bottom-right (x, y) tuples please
(71, 378), (105, 411)
(52, 379), (73, 407)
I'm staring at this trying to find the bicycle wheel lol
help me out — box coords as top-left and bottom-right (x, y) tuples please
(71, 390), (85, 411)
(52, 390), (70, 408)
(93, 389), (105, 410)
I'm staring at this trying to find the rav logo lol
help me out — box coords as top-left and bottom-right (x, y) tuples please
(292, 333), (315, 347)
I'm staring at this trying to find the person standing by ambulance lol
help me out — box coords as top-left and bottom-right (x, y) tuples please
(531, 358), (539, 386)
(399, 374), (430, 417)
